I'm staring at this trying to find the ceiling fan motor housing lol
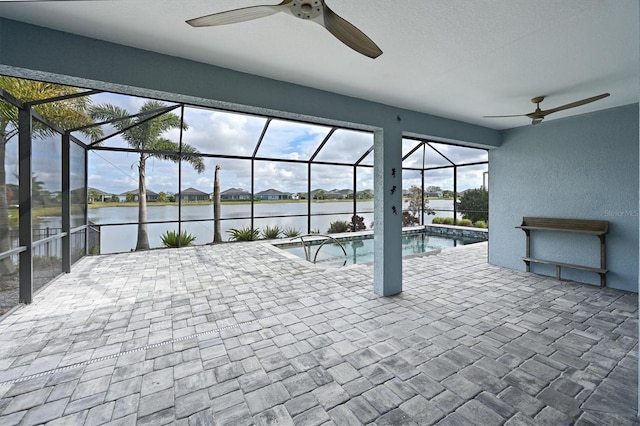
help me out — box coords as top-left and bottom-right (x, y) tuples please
(291, 0), (323, 20)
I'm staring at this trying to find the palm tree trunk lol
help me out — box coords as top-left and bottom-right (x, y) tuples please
(0, 129), (15, 274)
(213, 164), (221, 243)
(136, 155), (150, 250)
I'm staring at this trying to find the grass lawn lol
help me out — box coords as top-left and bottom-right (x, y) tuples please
(86, 198), (378, 208)
(85, 197), (450, 208)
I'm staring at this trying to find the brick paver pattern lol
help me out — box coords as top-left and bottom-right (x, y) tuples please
(0, 242), (636, 425)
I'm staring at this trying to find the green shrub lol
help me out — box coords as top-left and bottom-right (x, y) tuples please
(431, 216), (445, 224)
(161, 230), (196, 247)
(458, 188), (489, 223)
(442, 217), (455, 225)
(261, 225), (282, 239)
(328, 220), (350, 233)
(456, 218), (473, 227)
(283, 227), (301, 237)
(474, 220), (488, 228)
(228, 227), (259, 241)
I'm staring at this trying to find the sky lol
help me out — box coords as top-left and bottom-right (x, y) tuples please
(5, 91), (488, 196)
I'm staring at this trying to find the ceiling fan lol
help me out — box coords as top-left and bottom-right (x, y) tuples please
(1, 0), (382, 58)
(186, 0), (383, 59)
(484, 93), (610, 125)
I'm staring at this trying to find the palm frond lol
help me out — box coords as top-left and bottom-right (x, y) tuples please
(152, 138), (205, 173)
(180, 143), (205, 173)
(1, 76), (103, 143)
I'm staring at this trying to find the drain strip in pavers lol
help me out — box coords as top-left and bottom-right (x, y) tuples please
(0, 314), (278, 386)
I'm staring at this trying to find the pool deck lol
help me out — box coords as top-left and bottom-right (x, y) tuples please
(0, 241), (636, 425)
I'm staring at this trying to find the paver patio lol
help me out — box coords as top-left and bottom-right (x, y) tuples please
(0, 241), (636, 425)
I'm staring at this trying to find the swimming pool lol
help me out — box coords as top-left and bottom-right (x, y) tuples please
(276, 230), (484, 266)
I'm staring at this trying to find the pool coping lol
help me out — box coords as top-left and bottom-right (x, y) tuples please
(270, 224), (488, 249)
(269, 225), (487, 267)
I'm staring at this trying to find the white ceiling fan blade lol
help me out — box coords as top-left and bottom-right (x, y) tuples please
(541, 93), (610, 116)
(322, 2), (382, 59)
(0, 0), (114, 2)
(187, 2), (291, 27)
(483, 114), (527, 118)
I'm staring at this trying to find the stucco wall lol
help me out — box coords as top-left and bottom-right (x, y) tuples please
(489, 104), (639, 292)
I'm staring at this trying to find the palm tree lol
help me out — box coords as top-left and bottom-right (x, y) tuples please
(0, 76), (101, 275)
(90, 100), (205, 250)
(213, 165), (222, 243)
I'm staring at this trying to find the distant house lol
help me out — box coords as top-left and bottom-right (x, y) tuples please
(120, 189), (159, 202)
(256, 189), (291, 200)
(336, 189), (354, 199)
(220, 188), (251, 201)
(402, 188), (443, 198)
(88, 187), (112, 203)
(356, 189), (374, 199)
(426, 187), (444, 198)
(323, 189), (352, 199)
(325, 191), (347, 200)
(177, 187), (209, 202)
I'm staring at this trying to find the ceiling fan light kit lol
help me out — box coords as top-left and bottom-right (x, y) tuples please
(485, 93), (610, 125)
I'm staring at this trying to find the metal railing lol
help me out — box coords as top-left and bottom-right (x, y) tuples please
(4, 223), (100, 263)
(287, 234), (348, 265)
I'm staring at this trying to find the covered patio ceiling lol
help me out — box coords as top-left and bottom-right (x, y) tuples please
(0, 0), (637, 130)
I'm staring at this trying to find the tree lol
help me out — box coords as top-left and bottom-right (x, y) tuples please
(90, 100), (205, 250)
(0, 76), (101, 275)
(109, 194), (119, 203)
(125, 193), (135, 203)
(404, 185), (435, 224)
(313, 190), (326, 200)
(31, 175), (51, 208)
(357, 189), (373, 199)
(89, 189), (100, 203)
(458, 188), (489, 223)
(158, 192), (167, 202)
(213, 165), (222, 243)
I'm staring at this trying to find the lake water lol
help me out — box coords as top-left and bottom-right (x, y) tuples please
(40, 199), (456, 254)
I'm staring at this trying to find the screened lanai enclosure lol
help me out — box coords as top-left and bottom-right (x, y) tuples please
(0, 78), (487, 314)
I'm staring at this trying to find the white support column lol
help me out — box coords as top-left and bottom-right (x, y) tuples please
(373, 125), (403, 296)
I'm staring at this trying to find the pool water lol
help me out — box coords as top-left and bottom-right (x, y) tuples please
(279, 231), (484, 266)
